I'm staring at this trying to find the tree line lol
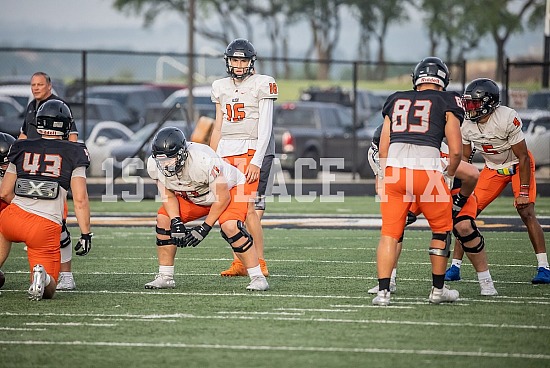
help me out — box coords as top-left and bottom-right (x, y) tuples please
(113, 0), (546, 82)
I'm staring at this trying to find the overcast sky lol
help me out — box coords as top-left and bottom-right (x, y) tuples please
(0, 0), (545, 61)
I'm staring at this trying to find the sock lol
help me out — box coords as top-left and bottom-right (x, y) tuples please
(390, 268), (397, 281)
(477, 270), (491, 281)
(451, 259), (462, 268)
(159, 265), (174, 276)
(247, 265), (263, 278)
(432, 274), (445, 289)
(535, 253), (549, 269)
(59, 271), (73, 278)
(378, 278), (391, 291)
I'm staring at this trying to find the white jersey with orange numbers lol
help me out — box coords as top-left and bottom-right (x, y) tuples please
(147, 142), (246, 206)
(211, 73), (278, 157)
(461, 105), (525, 170)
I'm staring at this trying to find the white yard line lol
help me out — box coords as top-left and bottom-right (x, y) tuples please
(0, 340), (548, 360)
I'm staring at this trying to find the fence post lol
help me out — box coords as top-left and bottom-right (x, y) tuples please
(82, 50), (87, 141)
(505, 58), (510, 106)
(352, 61), (358, 180)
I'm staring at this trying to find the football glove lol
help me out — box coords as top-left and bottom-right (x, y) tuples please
(170, 217), (188, 247)
(405, 211), (418, 226)
(184, 222), (212, 247)
(60, 219), (72, 248)
(452, 193), (469, 218)
(75, 233), (93, 256)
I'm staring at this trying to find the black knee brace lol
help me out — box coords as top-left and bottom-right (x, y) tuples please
(429, 232), (451, 257)
(156, 226), (173, 246)
(220, 220), (254, 253)
(452, 216), (485, 253)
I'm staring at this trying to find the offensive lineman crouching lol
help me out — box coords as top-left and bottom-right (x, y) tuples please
(145, 127), (269, 291)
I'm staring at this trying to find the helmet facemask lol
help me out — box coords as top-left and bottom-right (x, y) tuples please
(225, 55), (255, 79)
(154, 148), (188, 177)
(461, 95), (498, 122)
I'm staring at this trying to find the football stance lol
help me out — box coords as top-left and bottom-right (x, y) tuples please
(145, 127), (269, 291)
(0, 100), (92, 301)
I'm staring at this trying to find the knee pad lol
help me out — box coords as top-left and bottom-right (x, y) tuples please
(429, 232), (451, 257)
(452, 216), (484, 253)
(156, 226), (173, 246)
(220, 220), (254, 253)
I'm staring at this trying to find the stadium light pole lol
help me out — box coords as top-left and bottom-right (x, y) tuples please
(543, 0), (550, 88)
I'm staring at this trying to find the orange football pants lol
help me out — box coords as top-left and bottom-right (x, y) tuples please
(381, 167), (452, 240)
(475, 151), (537, 212)
(158, 184), (247, 224)
(0, 204), (61, 281)
(223, 149), (259, 201)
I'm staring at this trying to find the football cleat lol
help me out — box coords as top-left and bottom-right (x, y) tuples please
(479, 278), (498, 296)
(220, 260), (247, 277)
(444, 265), (461, 281)
(532, 267), (550, 284)
(56, 273), (76, 290)
(372, 290), (391, 306)
(144, 274), (176, 289)
(259, 259), (269, 277)
(28, 264), (47, 301)
(428, 285), (459, 304)
(246, 276), (269, 291)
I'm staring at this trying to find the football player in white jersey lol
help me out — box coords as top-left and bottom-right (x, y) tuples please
(145, 127), (269, 291)
(210, 38), (278, 278)
(453, 78), (549, 284)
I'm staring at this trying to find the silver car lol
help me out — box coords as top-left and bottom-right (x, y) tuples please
(518, 109), (550, 168)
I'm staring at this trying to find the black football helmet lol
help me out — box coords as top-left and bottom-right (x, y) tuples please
(35, 99), (73, 138)
(411, 57), (450, 90)
(224, 38), (257, 79)
(0, 133), (16, 177)
(151, 127), (189, 177)
(462, 78), (500, 122)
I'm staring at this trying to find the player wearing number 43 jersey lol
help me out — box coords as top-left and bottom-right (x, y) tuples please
(210, 38), (278, 278)
(452, 78), (550, 284)
(0, 100), (92, 301)
(373, 57), (464, 306)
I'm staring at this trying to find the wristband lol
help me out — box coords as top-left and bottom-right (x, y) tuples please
(519, 191), (529, 197)
(520, 184), (530, 189)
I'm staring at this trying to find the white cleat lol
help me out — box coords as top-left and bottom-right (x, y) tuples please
(56, 273), (76, 290)
(28, 264), (47, 301)
(368, 281), (397, 294)
(144, 274), (176, 289)
(429, 285), (459, 304)
(246, 276), (269, 291)
(372, 290), (391, 306)
(479, 278), (498, 296)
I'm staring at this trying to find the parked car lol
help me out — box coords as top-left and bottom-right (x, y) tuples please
(162, 85), (213, 107)
(74, 85), (166, 127)
(518, 109), (550, 167)
(527, 90), (550, 110)
(0, 95), (24, 137)
(274, 101), (374, 179)
(144, 102), (215, 129)
(110, 120), (191, 177)
(84, 121), (134, 177)
(299, 86), (384, 127)
(69, 98), (138, 135)
(0, 84), (60, 109)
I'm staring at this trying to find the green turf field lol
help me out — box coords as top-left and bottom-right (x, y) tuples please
(1, 197), (549, 367)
